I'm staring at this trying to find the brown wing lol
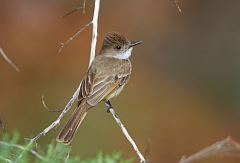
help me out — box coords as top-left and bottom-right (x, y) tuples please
(77, 69), (94, 105)
(78, 58), (131, 107)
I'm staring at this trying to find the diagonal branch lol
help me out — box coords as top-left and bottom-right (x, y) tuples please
(58, 22), (92, 54)
(30, 0), (101, 144)
(82, 0), (87, 14)
(41, 95), (63, 112)
(31, 86), (81, 142)
(61, 0), (88, 18)
(174, 0), (182, 13)
(58, 1), (96, 55)
(179, 137), (240, 163)
(0, 48), (19, 72)
(105, 101), (146, 163)
(30, 1), (145, 163)
(61, 6), (82, 18)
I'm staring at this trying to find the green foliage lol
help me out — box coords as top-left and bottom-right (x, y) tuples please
(0, 131), (133, 163)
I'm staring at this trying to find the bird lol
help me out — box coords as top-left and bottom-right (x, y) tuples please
(56, 32), (142, 145)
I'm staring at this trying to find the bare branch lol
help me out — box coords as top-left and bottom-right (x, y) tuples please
(144, 139), (152, 162)
(61, 0), (88, 18)
(0, 141), (45, 161)
(179, 137), (240, 163)
(174, 0), (182, 13)
(58, 21), (92, 54)
(34, 2), (146, 162)
(0, 48), (19, 72)
(27, 2), (146, 163)
(105, 101), (146, 163)
(89, 0), (100, 66)
(83, 0), (87, 14)
(61, 6), (83, 18)
(41, 95), (63, 112)
(31, 86), (81, 142)
(31, 0), (101, 143)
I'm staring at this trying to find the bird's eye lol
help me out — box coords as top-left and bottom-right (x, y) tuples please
(116, 45), (121, 50)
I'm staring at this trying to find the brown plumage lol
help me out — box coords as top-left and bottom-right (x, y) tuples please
(56, 32), (142, 144)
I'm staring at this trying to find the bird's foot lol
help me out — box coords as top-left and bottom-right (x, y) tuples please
(105, 100), (112, 113)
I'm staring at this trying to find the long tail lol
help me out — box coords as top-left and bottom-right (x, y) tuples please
(56, 100), (89, 145)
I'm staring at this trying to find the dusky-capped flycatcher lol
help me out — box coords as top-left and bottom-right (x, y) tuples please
(57, 32), (142, 144)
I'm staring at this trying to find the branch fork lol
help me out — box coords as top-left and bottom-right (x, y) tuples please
(26, 0), (146, 162)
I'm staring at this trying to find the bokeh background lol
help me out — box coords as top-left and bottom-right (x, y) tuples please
(1, 0), (240, 162)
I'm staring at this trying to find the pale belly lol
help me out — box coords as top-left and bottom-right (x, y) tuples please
(106, 85), (125, 100)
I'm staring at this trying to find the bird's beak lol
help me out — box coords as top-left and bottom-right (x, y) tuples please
(129, 40), (143, 48)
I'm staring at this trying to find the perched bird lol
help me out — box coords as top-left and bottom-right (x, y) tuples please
(57, 32), (142, 144)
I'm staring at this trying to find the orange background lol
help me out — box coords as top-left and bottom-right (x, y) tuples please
(1, 0), (240, 162)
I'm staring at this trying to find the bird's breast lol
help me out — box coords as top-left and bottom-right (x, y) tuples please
(106, 85), (125, 100)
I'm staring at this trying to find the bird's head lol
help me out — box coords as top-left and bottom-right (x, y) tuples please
(100, 32), (142, 59)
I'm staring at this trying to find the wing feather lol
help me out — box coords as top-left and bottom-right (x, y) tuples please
(78, 57), (131, 107)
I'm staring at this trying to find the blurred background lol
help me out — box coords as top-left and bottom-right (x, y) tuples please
(1, 0), (240, 162)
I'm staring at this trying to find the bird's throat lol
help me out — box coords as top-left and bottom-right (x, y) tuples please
(114, 47), (133, 60)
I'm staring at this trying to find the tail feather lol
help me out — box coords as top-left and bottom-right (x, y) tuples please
(56, 101), (89, 145)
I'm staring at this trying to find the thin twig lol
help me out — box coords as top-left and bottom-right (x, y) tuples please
(59, 1), (96, 54)
(174, 0), (182, 13)
(0, 48), (19, 72)
(30, 0), (101, 142)
(58, 21), (92, 54)
(31, 87), (81, 142)
(41, 95), (63, 112)
(105, 101), (146, 163)
(61, 0), (87, 18)
(83, 0), (87, 14)
(179, 137), (240, 163)
(61, 6), (82, 18)
(144, 139), (151, 162)
(31, 1), (145, 162)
